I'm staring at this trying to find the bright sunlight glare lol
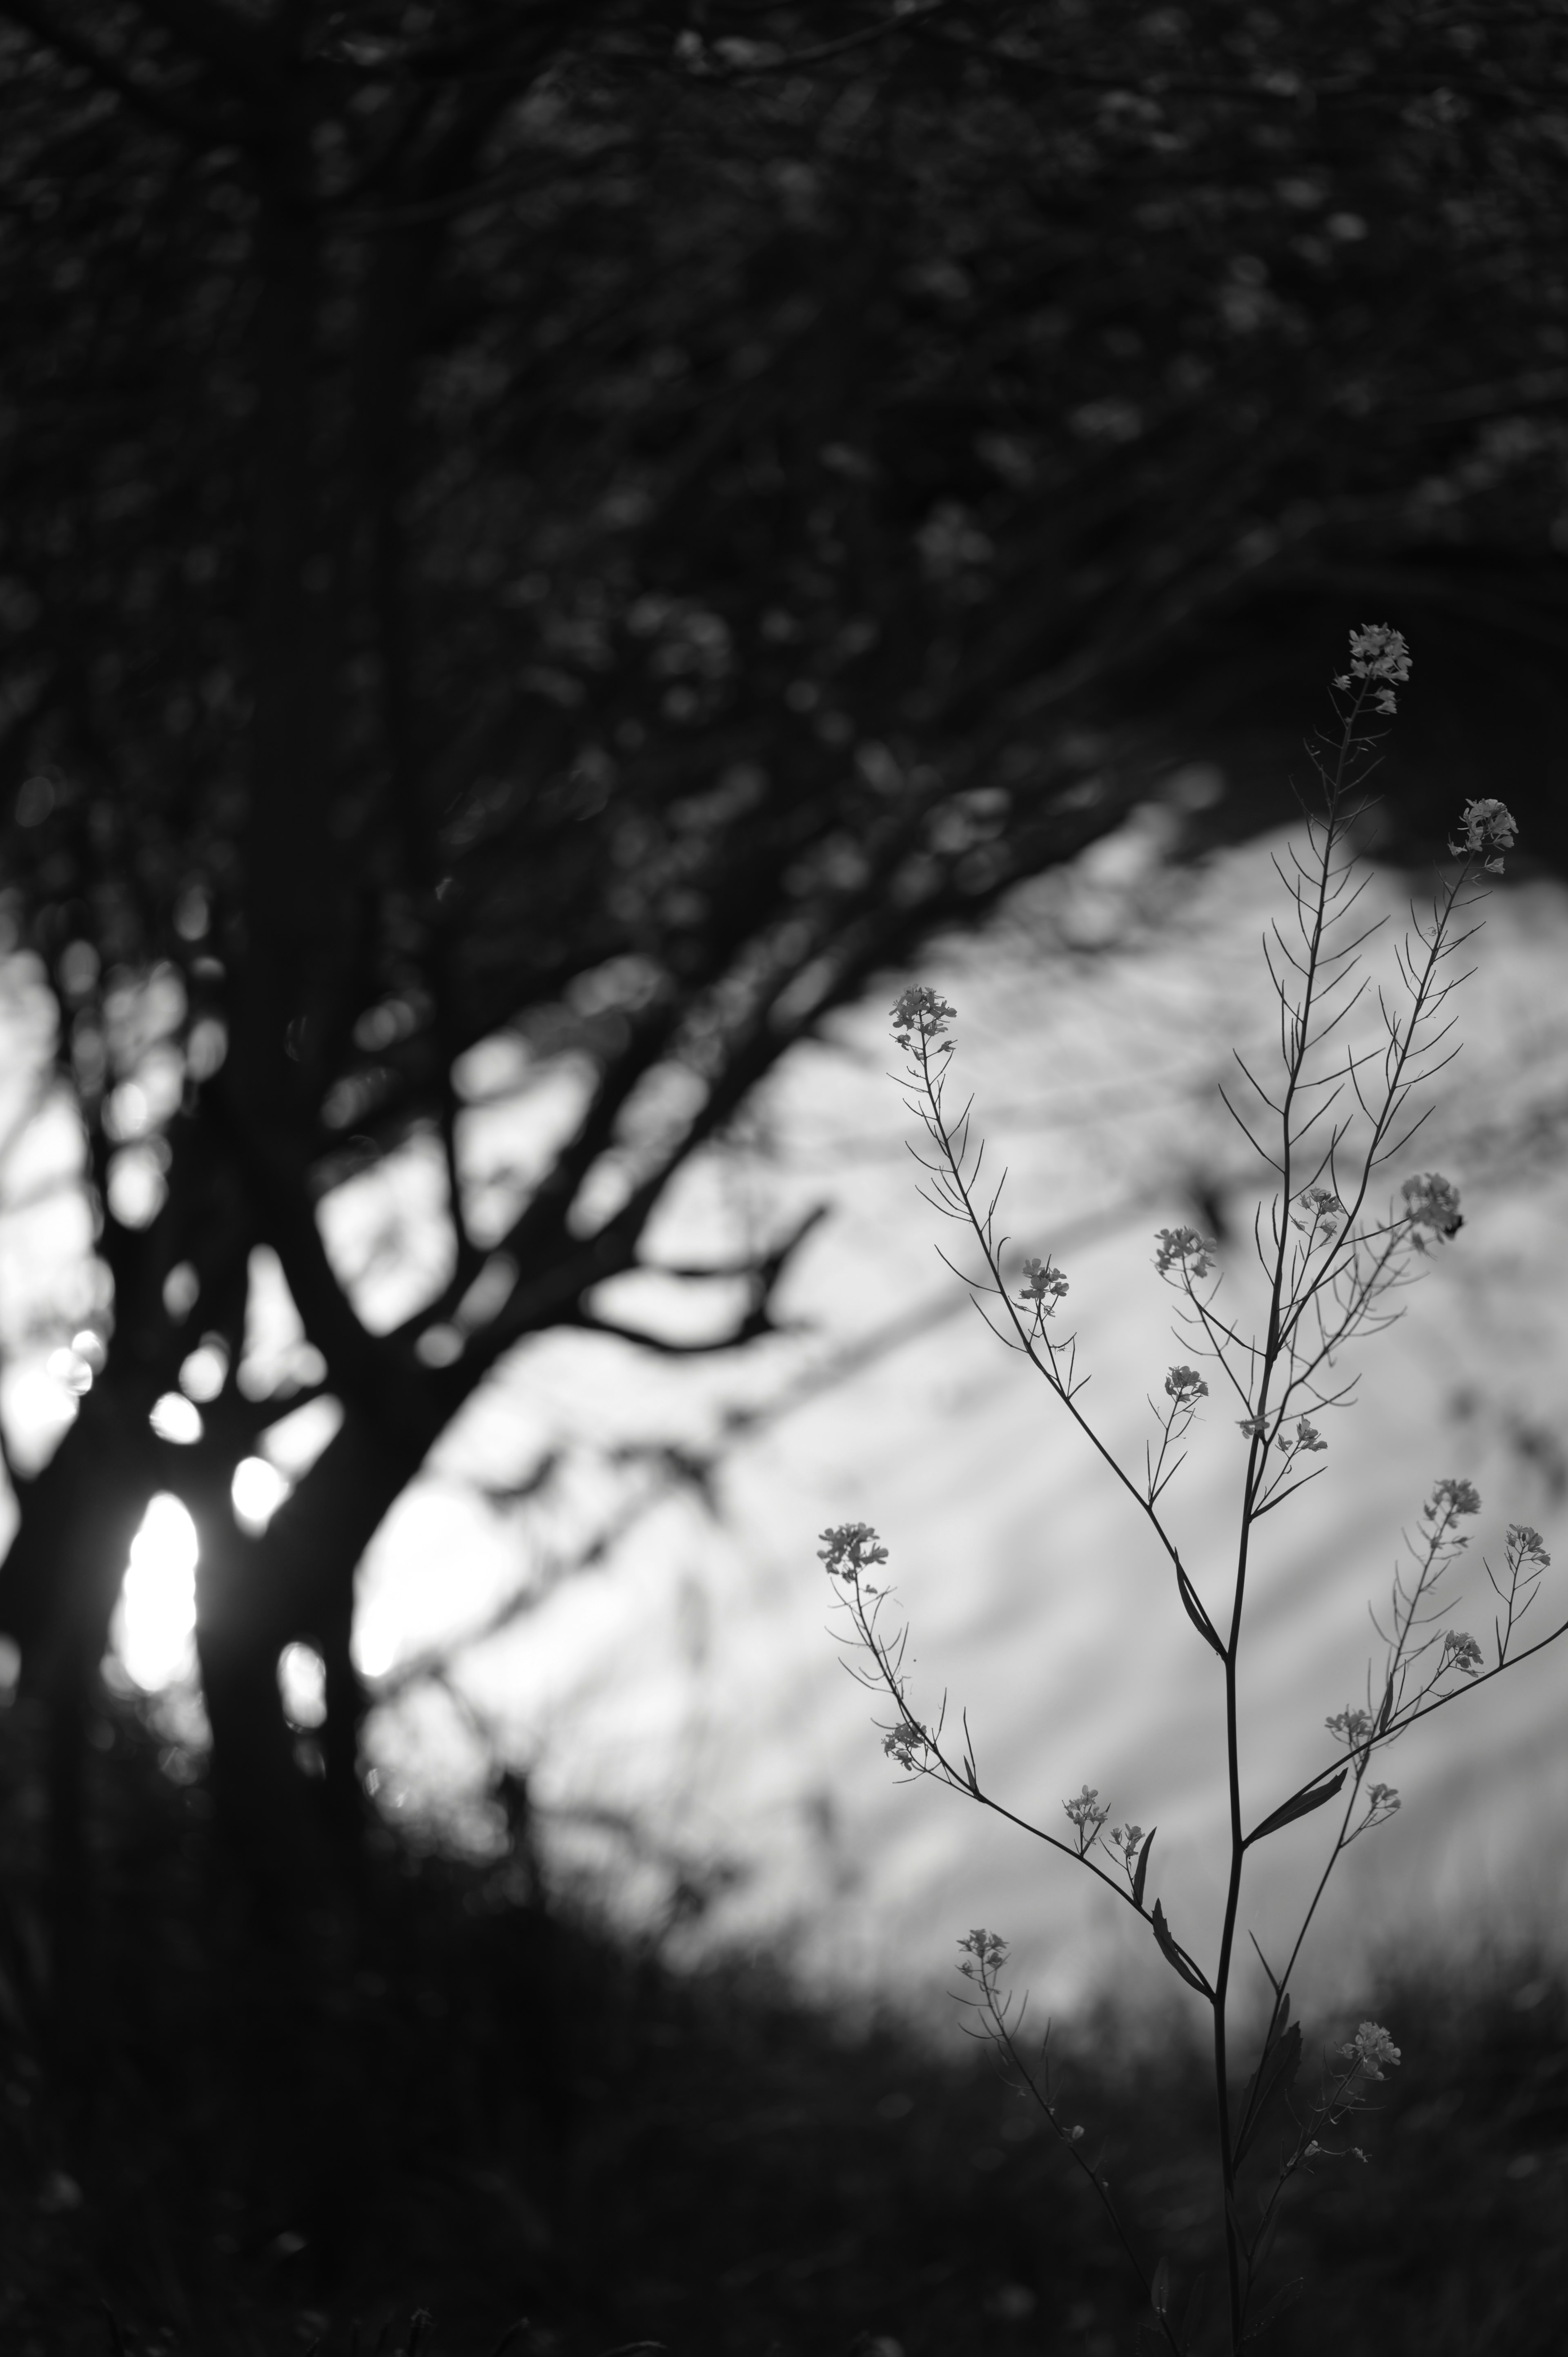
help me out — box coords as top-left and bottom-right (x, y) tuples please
(278, 1640), (327, 1729)
(111, 1492), (199, 1691)
(232, 1454), (291, 1536)
(149, 1391), (203, 1445)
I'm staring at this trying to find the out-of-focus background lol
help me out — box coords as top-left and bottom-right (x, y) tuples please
(2, 5), (1567, 2351)
(10, 832), (1568, 2016)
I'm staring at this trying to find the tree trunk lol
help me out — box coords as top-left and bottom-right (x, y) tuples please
(0, 1377), (154, 2040)
(194, 1407), (419, 1888)
(0, 1383), (152, 1690)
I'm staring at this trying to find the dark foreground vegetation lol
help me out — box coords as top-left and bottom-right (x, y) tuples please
(1, 1693), (1563, 2357)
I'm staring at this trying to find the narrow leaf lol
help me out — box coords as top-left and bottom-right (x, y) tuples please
(1175, 1565), (1224, 1656)
(1132, 1826), (1156, 1913)
(1152, 1900), (1210, 1995)
(1180, 2271), (1209, 2353)
(1151, 2255), (1172, 2315)
(1245, 1768), (1346, 1848)
(1234, 2022), (1303, 2169)
(1242, 2277), (1303, 2343)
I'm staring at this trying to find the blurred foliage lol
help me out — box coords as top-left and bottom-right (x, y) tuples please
(2, 1), (1566, 1139)
(0, 1692), (1566, 2354)
(0, 0), (1563, 1881)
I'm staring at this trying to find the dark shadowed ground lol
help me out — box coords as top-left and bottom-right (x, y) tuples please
(0, 1692), (1562, 2357)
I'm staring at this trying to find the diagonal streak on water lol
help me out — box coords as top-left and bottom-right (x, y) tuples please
(356, 836), (1568, 2011)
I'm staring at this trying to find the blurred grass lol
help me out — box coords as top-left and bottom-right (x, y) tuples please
(0, 1695), (1564, 2356)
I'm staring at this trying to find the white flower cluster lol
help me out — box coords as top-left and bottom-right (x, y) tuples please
(890, 984), (957, 1048)
(1153, 1225), (1218, 1280)
(957, 1927), (1009, 1980)
(1363, 1780), (1401, 1827)
(1333, 622), (1412, 715)
(1401, 1172), (1463, 1247)
(1019, 1256), (1070, 1313)
(1508, 1523), (1551, 1570)
(1108, 1822), (1145, 1881)
(1427, 1476), (1481, 1521)
(1325, 1704), (1375, 1748)
(1441, 1629), (1484, 1677)
(883, 1718), (930, 1769)
(1292, 1185), (1346, 1238)
(1063, 1784), (1110, 1854)
(1341, 2020), (1401, 2081)
(1279, 1416), (1327, 1456)
(1450, 796), (1519, 875)
(1164, 1364), (1208, 1405)
(817, 1522), (888, 1583)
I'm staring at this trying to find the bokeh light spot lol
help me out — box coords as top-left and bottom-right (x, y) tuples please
(113, 1493), (199, 1692)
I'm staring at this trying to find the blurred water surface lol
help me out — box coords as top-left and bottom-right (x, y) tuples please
(353, 830), (1568, 2015)
(6, 823), (1568, 2018)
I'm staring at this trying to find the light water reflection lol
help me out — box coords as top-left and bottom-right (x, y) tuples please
(354, 837), (1568, 2009)
(6, 828), (1568, 2019)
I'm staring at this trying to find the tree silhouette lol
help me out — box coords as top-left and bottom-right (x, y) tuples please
(0, 0), (1563, 1906)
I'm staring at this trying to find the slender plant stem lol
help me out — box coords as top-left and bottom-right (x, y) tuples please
(829, 669), (1554, 2357)
(1209, 680), (1394, 2347)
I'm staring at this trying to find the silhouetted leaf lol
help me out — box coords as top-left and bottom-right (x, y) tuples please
(1176, 1565), (1224, 1655)
(1243, 2276), (1303, 2343)
(1132, 1825), (1156, 1912)
(1234, 2021), (1303, 2168)
(1152, 1900), (1210, 1995)
(1180, 2271), (1210, 2353)
(1245, 1769), (1346, 1847)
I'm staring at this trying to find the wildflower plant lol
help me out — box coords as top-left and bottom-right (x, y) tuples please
(822, 629), (1564, 2352)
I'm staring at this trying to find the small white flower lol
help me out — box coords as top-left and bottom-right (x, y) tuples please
(1441, 1630), (1484, 1676)
(1164, 1364), (1208, 1405)
(1449, 797), (1518, 870)
(957, 1927), (1009, 1981)
(1293, 1185), (1346, 1236)
(1341, 2020), (1401, 2080)
(1019, 1256), (1070, 1313)
(883, 1720), (929, 1769)
(1153, 1226), (1218, 1280)
(1402, 1172), (1463, 1245)
(891, 985), (957, 1046)
(1428, 1477), (1481, 1520)
(818, 1522), (889, 1582)
(1063, 1784), (1111, 1852)
(1345, 623), (1412, 685)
